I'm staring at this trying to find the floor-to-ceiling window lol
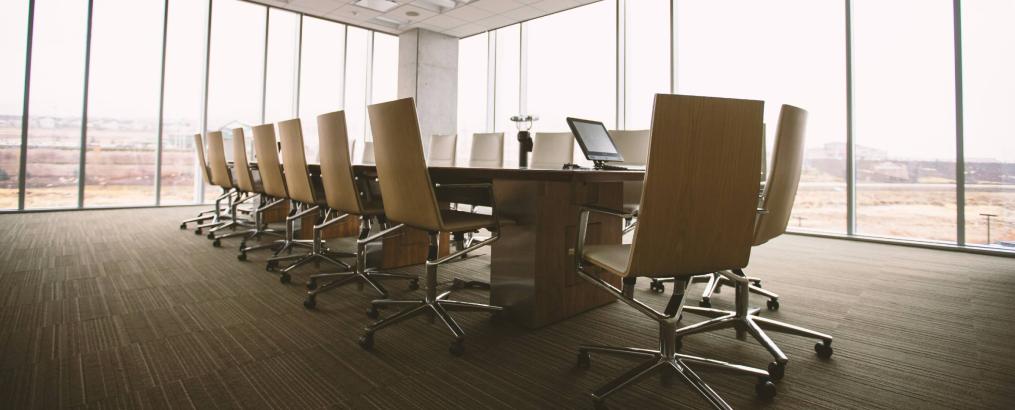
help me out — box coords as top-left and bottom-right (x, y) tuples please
(961, 0), (1015, 248)
(344, 27), (370, 157)
(624, 0), (669, 130)
(494, 24), (520, 167)
(263, 8), (300, 124)
(0, 1), (30, 209)
(456, 32), (489, 167)
(675, 0), (848, 233)
(298, 16), (345, 162)
(84, 0), (164, 207)
(161, 0), (208, 205)
(852, 0), (957, 242)
(365, 32), (398, 163)
(24, 0), (90, 209)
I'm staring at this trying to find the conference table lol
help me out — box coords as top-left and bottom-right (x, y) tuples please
(246, 162), (645, 328)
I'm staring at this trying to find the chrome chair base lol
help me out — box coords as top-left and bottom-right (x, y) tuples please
(358, 231), (502, 356)
(676, 269), (833, 381)
(650, 273), (778, 309)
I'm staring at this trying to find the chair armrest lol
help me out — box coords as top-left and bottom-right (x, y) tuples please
(580, 205), (636, 219)
(434, 183), (493, 190)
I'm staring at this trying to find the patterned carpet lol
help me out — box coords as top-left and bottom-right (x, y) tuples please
(0, 206), (1013, 409)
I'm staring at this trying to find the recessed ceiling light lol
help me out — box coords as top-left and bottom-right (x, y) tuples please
(353, 0), (399, 13)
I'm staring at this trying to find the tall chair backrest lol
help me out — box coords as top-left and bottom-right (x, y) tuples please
(205, 131), (233, 189)
(277, 119), (317, 204)
(367, 98), (443, 231)
(428, 133), (457, 166)
(231, 128), (256, 193)
(609, 130), (650, 166)
(469, 132), (504, 168)
(252, 124), (288, 199)
(317, 110), (363, 215)
(193, 134), (213, 185)
(531, 132), (574, 169)
(753, 105), (807, 246)
(625, 94), (764, 277)
(361, 140), (375, 164)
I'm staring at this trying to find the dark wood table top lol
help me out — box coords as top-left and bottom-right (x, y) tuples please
(348, 164), (644, 183)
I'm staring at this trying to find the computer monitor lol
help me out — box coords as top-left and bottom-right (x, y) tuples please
(566, 117), (624, 165)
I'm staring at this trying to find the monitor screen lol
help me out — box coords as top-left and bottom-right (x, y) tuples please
(566, 117), (624, 162)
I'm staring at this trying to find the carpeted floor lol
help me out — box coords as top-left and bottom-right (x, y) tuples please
(0, 206), (1013, 409)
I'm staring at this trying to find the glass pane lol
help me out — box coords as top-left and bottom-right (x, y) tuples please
(366, 32), (397, 162)
(526, 0), (616, 167)
(494, 25), (520, 167)
(625, 0), (669, 130)
(961, 0), (1015, 250)
(25, 0), (89, 209)
(457, 33), (489, 167)
(84, 0), (163, 207)
(264, 8), (300, 124)
(205, 0), (265, 202)
(161, 0), (208, 205)
(344, 27), (370, 158)
(853, 0), (956, 242)
(675, 0), (847, 233)
(0, 1), (29, 209)
(299, 16), (345, 163)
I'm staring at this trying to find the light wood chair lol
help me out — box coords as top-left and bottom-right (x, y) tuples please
(302, 110), (418, 309)
(530, 131), (574, 169)
(608, 129), (649, 229)
(180, 133), (231, 232)
(265, 118), (352, 284)
(572, 94), (775, 409)
(468, 132), (504, 168)
(361, 140), (375, 164)
(674, 105), (834, 382)
(209, 128), (285, 248)
(238, 124), (292, 260)
(360, 97), (503, 356)
(197, 131), (242, 237)
(427, 133), (457, 167)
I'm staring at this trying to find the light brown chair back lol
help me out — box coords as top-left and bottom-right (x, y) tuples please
(205, 131), (233, 189)
(277, 119), (317, 204)
(469, 132), (504, 168)
(193, 134), (213, 185)
(428, 133), (457, 166)
(252, 124), (288, 199)
(361, 140), (375, 164)
(231, 128), (256, 193)
(625, 94), (764, 277)
(754, 105), (807, 246)
(531, 132), (574, 169)
(609, 130), (650, 166)
(317, 110), (363, 214)
(367, 98), (443, 231)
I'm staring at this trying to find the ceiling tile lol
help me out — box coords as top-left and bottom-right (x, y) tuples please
(327, 3), (384, 21)
(529, 0), (578, 13)
(500, 5), (544, 21)
(420, 13), (467, 30)
(443, 4), (494, 21)
(380, 3), (439, 26)
(473, 14), (514, 30)
(444, 23), (487, 38)
(470, 0), (525, 14)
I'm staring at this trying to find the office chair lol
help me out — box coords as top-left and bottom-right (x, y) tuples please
(530, 131), (574, 169)
(361, 140), (375, 164)
(208, 128), (284, 247)
(237, 124), (292, 260)
(609, 129), (649, 231)
(302, 110), (419, 309)
(573, 94), (776, 409)
(428, 133), (457, 167)
(468, 132), (504, 168)
(674, 105), (833, 381)
(359, 97), (503, 356)
(179, 133), (230, 232)
(193, 131), (242, 236)
(263, 119), (353, 283)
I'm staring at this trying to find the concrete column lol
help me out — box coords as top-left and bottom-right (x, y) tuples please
(398, 29), (458, 153)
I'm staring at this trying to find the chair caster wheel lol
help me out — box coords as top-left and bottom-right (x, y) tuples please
(237, 253), (246, 261)
(359, 333), (374, 351)
(408, 279), (419, 291)
(767, 362), (785, 381)
(767, 299), (780, 311)
(279, 274), (291, 284)
(212, 239), (221, 248)
(179, 223), (186, 230)
(206, 232), (215, 240)
(194, 228), (202, 235)
(699, 299), (711, 308)
(815, 340), (833, 358)
(266, 261), (278, 272)
(449, 339), (465, 356)
(303, 297), (316, 309)
(306, 280), (317, 291)
(755, 378), (777, 399)
(577, 351), (591, 369)
(649, 281), (665, 293)
(753, 281), (762, 288)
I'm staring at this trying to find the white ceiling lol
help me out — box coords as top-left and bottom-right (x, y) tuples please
(253, 0), (600, 38)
